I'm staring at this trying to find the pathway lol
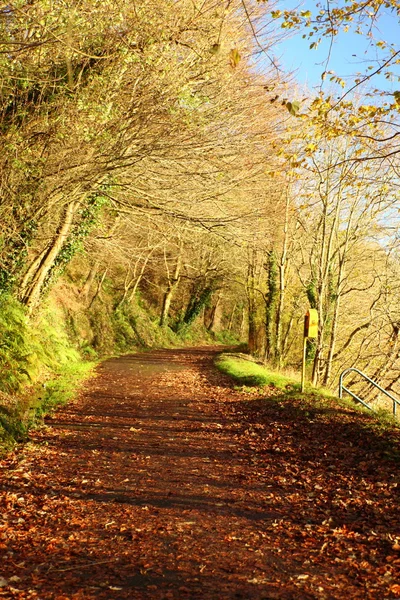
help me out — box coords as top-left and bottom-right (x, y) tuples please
(0, 347), (399, 599)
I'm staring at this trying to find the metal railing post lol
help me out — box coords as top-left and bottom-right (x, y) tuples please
(339, 368), (400, 418)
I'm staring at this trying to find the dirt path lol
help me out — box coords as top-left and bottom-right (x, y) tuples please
(0, 347), (399, 599)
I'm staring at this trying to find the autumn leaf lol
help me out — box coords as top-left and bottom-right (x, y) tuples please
(229, 48), (241, 68)
(391, 584), (400, 594)
(286, 100), (300, 116)
(305, 143), (317, 153)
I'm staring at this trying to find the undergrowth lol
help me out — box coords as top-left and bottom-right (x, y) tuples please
(31, 361), (95, 423)
(0, 293), (95, 452)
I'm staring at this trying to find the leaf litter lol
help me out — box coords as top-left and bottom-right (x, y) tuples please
(0, 347), (399, 599)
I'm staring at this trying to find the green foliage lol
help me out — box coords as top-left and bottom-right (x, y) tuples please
(213, 330), (240, 345)
(32, 361), (95, 423)
(88, 302), (116, 354)
(306, 338), (316, 363)
(112, 303), (149, 350)
(0, 220), (38, 293)
(111, 298), (209, 351)
(0, 293), (94, 450)
(0, 404), (28, 447)
(286, 100), (300, 116)
(266, 250), (278, 302)
(327, 265), (336, 305)
(0, 294), (33, 393)
(306, 277), (317, 309)
(176, 285), (214, 331)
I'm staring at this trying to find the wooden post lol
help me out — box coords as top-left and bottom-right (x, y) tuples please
(302, 309), (318, 392)
(301, 336), (307, 393)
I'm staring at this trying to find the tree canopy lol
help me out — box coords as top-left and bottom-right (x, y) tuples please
(1, 0), (400, 404)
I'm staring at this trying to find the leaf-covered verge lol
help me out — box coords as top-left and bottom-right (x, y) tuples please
(215, 352), (400, 442)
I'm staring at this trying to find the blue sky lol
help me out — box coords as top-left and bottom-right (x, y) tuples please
(273, 2), (400, 98)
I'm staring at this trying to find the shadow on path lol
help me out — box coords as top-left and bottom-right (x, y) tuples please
(0, 346), (399, 599)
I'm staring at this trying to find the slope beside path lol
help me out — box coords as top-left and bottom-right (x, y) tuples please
(0, 347), (399, 599)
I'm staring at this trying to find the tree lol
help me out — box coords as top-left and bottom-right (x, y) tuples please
(281, 127), (399, 387)
(0, 0), (286, 314)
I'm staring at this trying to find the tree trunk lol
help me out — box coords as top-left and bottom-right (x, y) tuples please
(18, 245), (50, 301)
(80, 260), (100, 300)
(239, 307), (246, 340)
(264, 249), (277, 363)
(128, 249), (155, 303)
(159, 248), (182, 327)
(247, 250), (257, 354)
(275, 193), (290, 366)
(22, 201), (78, 312)
(160, 287), (175, 327)
(207, 292), (222, 332)
(88, 268), (108, 309)
(323, 268), (344, 386)
(227, 302), (237, 331)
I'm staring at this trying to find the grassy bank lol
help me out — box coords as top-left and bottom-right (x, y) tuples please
(215, 353), (302, 391)
(215, 351), (400, 438)
(0, 293), (96, 453)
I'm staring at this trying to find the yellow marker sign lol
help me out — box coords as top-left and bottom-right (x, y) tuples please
(302, 309), (319, 392)
(304, 309), (318, 339)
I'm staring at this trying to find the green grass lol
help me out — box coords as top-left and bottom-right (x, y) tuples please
(31, 360), (96, 422)
(0, 360), (96, 455)
(215, 352), (368, 404)
(215, 353), (302, 391)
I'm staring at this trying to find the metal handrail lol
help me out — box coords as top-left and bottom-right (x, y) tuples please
(339, 368), (400, 417)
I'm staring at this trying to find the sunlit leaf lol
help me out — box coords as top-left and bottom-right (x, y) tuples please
(229, 48), (241, 68)
(286, 100), (300, 116)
